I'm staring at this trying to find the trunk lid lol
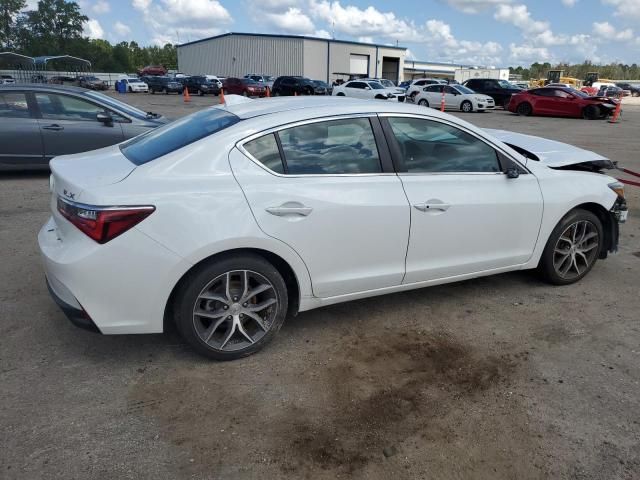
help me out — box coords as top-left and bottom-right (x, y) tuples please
(50, 144), (136, 203)
(485, 128), (615, 170)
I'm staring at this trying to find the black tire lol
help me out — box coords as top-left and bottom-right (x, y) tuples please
(538, 209), (603, 285)
(633, 91), (639, 97)
(516, 102), (532, 116)
(582, 105), (600, 120)
(273, 91), (280, 96)
(461, 100), (473, 113)
(199, 89), (204, 96)
(174, 254), (289, 360)
(418, 99), (429, 107)
(242, 90), (249, 97)
(375, 94), (386, 100)
(337, 92), (345, 96)
(128, 86), (133, 93)
(150, 89), (155, 95)
(502, 97), (511, 109)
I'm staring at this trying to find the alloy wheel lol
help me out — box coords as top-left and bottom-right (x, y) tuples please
(192, 270), (278, 352)
(552, 220), (600, 280)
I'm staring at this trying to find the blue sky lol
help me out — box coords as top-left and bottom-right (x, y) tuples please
(53, 0), (640, 66)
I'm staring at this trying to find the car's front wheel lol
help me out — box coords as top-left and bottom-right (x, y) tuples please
(418, 98), (429, 107)
(461, 100), (473, 113)
(174, 254), (288, 360)
(538, 209), (603, 285)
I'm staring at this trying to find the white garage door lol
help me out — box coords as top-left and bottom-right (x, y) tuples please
(349, 54), (369, 75)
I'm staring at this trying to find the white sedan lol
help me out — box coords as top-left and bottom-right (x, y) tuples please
(120, 77), (149, 93)
(332, 80), (397, 100)
(39, 96), (627, 360)
(415, 84), (495, 112)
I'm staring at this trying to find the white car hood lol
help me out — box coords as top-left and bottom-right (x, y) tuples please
(485, 129), (614, 168)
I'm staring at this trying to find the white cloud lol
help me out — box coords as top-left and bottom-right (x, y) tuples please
(602, 0), (640, 18)
(113, 21), (131, 37)
(264, 7), (315, 34)
(132, 0), (232, 44)
(313, 29), (332, 38)
(444, 0), (511, 14)
(508, 43), (552, 64)
(593, 21), (634, 41)
(83, 19), (104, 39)
(358, 36), (374, 43)
(423, 19), (503, 65)
(92, 0), (110, 14)
(561, 0), (577, 6)
(309, 0), (420, 41)
(494, 4), (548, 35)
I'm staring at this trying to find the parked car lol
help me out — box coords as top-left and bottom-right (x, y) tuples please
(76, 75), (108, 91)
(38, 96), (627, 360)
(30, 74), (48, 84)
(363, 78), (406, 101)
(508, 87), (618, 119)
(182, 76), (221, 96)
(580, 86), (599, 96)
(312, 80), (331, 95)
(244, 74), (275, 89)
(0, 85), (167, 170)
(49, 76), (77, 86)
(271, 76), (323, 96)
(462, 78), (523, 108)
(139, 65), (167, 76)
(222, 77), (267, 97)
(415, 84), (494, 112)
(119, 77), (149, 93)
(332, 80), (398, 101)
(205, 75), (223, 88)
(0, 74), (16, 85)
(615, 82), (640, 97)
(145, 76), (184, 94)
(597, 85), (624, 98)
(406, 78), (447, 101)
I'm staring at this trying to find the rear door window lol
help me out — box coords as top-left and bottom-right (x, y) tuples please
(0, 92), (31, 118)
(121, 107), (240, 165)
(243, 133), (284, 174)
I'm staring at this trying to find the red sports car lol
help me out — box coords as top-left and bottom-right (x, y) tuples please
(508, 87), (618, 119)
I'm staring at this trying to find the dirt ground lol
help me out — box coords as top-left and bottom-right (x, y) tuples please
(1, 94), (639, 480)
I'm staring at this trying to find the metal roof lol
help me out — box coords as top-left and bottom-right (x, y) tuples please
(0, 52), (35, 67)
(178, 32), (406, 51)
(33, 55), (91, 67)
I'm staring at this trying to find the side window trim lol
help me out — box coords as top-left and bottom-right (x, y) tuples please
(237, 114), (394, 177)
(378, 113), (530, 175)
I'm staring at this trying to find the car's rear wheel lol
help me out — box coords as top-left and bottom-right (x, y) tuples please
(418, 99), (429, 107)
(150, 89), (155, 95)
(582, 105), (601, 120)
(337, 92), (345, 96)
(502, 97), (511, 109)
(538, 209), (603, 285)
(174, 254), (288, 360)
(516, 102), (532, 116)
(461, 100), (473, 113)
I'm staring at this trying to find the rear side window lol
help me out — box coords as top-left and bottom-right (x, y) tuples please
(120, 108), (240, 165)
(243, 133), (284, 174)
(0, 92), (30, 118)
(279, 118), (381, 174)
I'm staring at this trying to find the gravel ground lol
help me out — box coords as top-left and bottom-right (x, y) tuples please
(1, 94), (639, 480)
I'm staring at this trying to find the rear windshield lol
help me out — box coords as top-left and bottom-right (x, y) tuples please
(120, 108), (240, 165)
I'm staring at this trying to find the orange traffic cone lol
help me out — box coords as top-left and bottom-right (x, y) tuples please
(219, 88), (225, 105)
(609, 100), (622, 123)
(266, 86), (270, 97)
(183, 87), (190, 103)
(440, 90), (445, 112)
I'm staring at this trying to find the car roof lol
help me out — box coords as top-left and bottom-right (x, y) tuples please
(0, 84), (89, 94)
(221, 96), (457, 122)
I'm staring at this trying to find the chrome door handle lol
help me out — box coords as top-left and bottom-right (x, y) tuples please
(266, 205), (313, 217)
(42, 124), (64, 131)
(413, 202), (451, 212)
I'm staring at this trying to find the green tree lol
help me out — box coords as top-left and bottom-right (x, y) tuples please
(0, 0), (26, 49)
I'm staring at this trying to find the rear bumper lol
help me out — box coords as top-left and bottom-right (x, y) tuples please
(46, 277), (100, 333)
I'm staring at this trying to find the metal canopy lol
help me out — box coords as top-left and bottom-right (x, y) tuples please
(33, 55), (92, 69)
(0, 52), (36, 68)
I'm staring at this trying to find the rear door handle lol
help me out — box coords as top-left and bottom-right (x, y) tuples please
(413, 202), (451, 212)
(266, 204), (313, 217)
(42, 124), (64, 131)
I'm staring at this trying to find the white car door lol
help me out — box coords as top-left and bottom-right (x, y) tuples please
(425, 85), (443, 107)
(382, 115), (544, 283)
(230, 115), (410, 297)
(444, 85), (462, 109)
(341, 81), (365, 99)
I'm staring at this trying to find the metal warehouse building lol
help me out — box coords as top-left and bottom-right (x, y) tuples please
(177, 32), (407, 84)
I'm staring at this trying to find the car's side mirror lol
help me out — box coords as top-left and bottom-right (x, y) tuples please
(365, 86), (371, 90)
(97, 111), (113, 125)
(506, 166), (520, 179)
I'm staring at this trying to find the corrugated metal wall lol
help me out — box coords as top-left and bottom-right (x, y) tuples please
(178, 35), (304, 78)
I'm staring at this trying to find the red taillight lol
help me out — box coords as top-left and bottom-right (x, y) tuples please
(57, 197), (154, 244)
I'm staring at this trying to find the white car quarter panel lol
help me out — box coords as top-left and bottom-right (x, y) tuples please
(229, 147), (410, 297)
(401, 173), (544, 283)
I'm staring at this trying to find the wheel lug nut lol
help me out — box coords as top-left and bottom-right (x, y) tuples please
(233, 296), (238, 301)
(243, 303), (247, 307)
(223, 305), (228, 310)
(227, 316), (232, 320)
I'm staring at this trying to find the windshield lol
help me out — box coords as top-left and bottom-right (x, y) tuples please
(498, 80), (514, 88)
(380, 79), (394, 87)
(85, 91), (149, 119)
(120, 108), (240, 165)
(263, 76), (274, 81)
(128, 78), (142, 83)
(85, 76), (99, 81)
(455, 85), (475, 94)
(368, 82), (385, 90)
(570, 89), (588, 98)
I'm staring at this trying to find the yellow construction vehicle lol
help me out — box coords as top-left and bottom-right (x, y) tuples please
(531, 70), (583, 88)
